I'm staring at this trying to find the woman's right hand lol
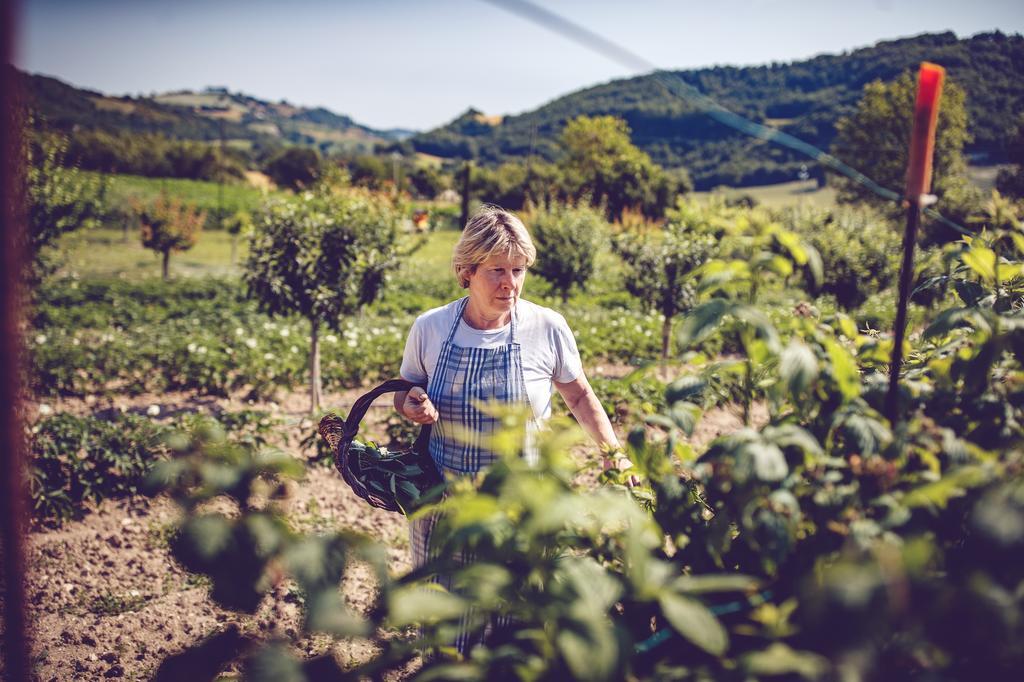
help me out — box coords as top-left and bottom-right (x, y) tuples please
(402, 386), (438, 424)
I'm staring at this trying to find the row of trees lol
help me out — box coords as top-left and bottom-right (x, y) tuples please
(63, 129), (248, 182)
(265, 115), (691, 221)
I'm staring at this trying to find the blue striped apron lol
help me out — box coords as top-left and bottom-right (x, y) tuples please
(409, 296), (533, 653)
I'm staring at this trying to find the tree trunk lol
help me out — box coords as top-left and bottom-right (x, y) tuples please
(309, 321), (322, 413)
(161, 250), (170, 281)
(661, 315), (673, 360)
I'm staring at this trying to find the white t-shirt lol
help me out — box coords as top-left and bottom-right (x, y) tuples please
(400, 297), (583, 422)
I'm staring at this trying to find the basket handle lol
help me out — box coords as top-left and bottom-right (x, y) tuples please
(342, 378), (425, 442)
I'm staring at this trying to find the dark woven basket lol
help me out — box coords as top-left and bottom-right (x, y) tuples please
(318, 378), (441, 513)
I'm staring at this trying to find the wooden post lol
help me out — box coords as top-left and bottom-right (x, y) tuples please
(460, 161), (472, 230)
(886, 62), (945, 425)
(1, 0), (33, 676)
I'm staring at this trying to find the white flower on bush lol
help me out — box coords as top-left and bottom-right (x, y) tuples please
(146, 405), (160, 417)
(187, 342), (198, 353)
(325, 334), (338, 344)
(245, 338), (258, 349)
(264, 352), (274, 361)
(38, 403), (53, 416)
(347, 339), (358, 348)
(225, 347), (234, 355)
(235, 327), (245, 337)
(290, 345), (299, 354)
(34, 334), (47, 345)
(72, 338), (80, 346)
(280, 328), (290, 338)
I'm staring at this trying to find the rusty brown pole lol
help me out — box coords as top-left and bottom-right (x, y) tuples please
(885, 62), (945, 425)
(1, 0), (32, 679)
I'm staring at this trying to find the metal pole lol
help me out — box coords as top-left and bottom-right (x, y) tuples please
(885, 201), (921, 423)
(885, 62), (944, 427)
(1, 0), (33, 677)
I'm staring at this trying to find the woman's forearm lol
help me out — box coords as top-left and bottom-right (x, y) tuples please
(565, 387), (619, 450)
(394, 390), (409, 418)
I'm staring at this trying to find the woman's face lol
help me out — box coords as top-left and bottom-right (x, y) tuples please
(466, 252), (528, 318)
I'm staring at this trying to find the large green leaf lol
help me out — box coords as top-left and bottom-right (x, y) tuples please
(903, 465), (992, 510)
(557, 620), (619, 682)
(305, 589), (369, 637)
(731, 305), (781, 353)
(175, 514), (233, 572)
(780, 340), (819, 397)
(387, 585), (467, 628)
(742, 441), (789, 482)
(678, 299), (735, 347)
(672, 574), (759, 594)
(243, 644), (305, 682)
(658, 592), (728, 656)
(741, 642), (828, 679)
(823, 337), (860, 400)
(775, 229), (808, 265)
(764, 424), (824, 459)
(666, 375), (706, 403)
(923, 307), (975, 338)
(962, 246), (997, 283)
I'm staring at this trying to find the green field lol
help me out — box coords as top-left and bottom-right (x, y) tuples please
(58, 223), (462, 281)
(58, 227), (247, 279)
(88, 171), (274, 222)
(691, 179), (837, 208)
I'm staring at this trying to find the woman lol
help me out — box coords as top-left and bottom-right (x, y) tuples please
(393, 206), (625, 652)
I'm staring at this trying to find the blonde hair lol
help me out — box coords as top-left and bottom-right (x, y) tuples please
(452, 206), (537, 288)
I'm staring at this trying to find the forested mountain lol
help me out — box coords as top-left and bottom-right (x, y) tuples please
(410, 32), (1024, 189)
(14, 68), (412, 155)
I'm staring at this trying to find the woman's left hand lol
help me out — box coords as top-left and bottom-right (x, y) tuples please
(602, 454), (640, 487)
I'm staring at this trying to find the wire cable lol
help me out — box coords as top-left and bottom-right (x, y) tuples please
(481, 0), (972, 236)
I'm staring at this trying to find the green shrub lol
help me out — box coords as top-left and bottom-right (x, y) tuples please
(529, 203), (608, 302)
(788, 205), (900, 309)
(29, 413), (171, 523)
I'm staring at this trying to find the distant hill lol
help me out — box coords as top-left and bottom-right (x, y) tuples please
(16, 69), (414, 155)
(410, 32), (1024, 189)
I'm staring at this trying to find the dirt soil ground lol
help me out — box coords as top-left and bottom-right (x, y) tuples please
(18, 384), (764, 681)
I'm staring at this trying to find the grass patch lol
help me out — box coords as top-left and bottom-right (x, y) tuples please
(87, 590), (151, 616)
(691, 179), (837, 209)
(57, 226), (245, 279)
(58, 216), (460, 283)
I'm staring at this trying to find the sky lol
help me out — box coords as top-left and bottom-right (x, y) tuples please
(13, 0), (1024, 132)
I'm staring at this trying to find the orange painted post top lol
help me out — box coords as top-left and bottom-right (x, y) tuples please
(905, 62), (945, 204)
